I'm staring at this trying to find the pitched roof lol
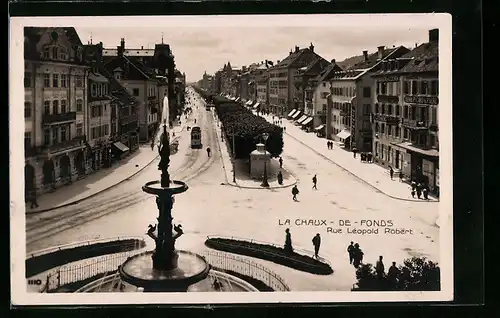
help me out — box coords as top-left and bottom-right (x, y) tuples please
(397, 42), (438, 73)
(350, 47), (398, 70)
(100, 68), (140, 106)
(275, 48), (308, 68)
(313, 62), (344, 83)
(103, 55), (152, 80)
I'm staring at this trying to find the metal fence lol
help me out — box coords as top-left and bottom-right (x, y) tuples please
(43, 251), (141, 292)
(202, 250), (290, 292)
(27, 236), (147, 260)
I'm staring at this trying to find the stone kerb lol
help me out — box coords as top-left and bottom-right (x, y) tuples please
(211, 111), (297, 190)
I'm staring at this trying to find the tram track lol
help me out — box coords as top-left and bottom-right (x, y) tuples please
(26, 100), (219, 249)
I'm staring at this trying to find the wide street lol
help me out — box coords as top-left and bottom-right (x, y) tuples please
(26, 88), (440, 291)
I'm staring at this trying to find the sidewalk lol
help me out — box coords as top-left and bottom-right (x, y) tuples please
(211, 111), (297, 189)
(260, 113), (438, 202)
(27, 124), (188, 214)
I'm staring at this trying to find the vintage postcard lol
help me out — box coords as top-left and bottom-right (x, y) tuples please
(10, 14), (453, 305)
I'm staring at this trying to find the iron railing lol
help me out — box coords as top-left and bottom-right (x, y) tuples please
(202, 250), (290, 292)
(42, 251), (143, 292)
(27, 236), (147, 259)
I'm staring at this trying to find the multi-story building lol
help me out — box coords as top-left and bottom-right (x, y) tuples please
(24, 27), (90, 195)
(268, 43), (325, 116)
(304, 60), (344, 135)
(327, 45), (410, 151)
(255, 68), (270, 111)
(103, 39), (160, 141)
(371, 29), (439, 195)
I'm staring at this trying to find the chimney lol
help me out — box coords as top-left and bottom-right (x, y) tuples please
(295, 46), (299, 53)
(277, 60), (280, 64)
(141, 46), (143, 49)
(429, 28), (439, 43)
(377, 46), (384, 59)
(290, 49), (293, 55)
(121, 38), (125, 50)
(362, 50), (368, 61)
(309, 42), (314, 53)
(331, 59), (336, 64)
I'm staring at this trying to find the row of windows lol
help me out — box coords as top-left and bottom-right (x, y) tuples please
(42, 45), (69, 61)
(42, 124), (71, 146)
(91, 104), (107, 118)
(403, 80), (438, 96)
(374, 104), (437, 122)
(269, 71), (288, 78)
(91, 83), (109, 97)
(147, 86), (157, 97)
(377, 81), (400, 96)
(331, 86), (359, 98)
(91, 124), (109, 140)
(37, 99), (84, 116)
(30, 73), (84, 89)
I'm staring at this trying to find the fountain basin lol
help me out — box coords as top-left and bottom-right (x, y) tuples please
(119, 250), (210, 292)
(142, 180), (188, 195)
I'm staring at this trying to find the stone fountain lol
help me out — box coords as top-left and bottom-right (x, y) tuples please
(118, 124), (210, 292)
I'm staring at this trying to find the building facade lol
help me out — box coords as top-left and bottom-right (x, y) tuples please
(371, 29), (439, 195)
(268, 44), (323, 116)
(255, 69), (270, 111)
(24, 27), (90, 195)
(327, 45), (410, 151)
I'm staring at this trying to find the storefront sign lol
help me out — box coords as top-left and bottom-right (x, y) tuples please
(382, 76), (400, 82)
(377, 95), (399, 104)
(436, 169), (439, 187)
(404, 95), (439, 105)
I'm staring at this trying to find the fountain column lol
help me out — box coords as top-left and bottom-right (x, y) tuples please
(118, 124), (210, 292)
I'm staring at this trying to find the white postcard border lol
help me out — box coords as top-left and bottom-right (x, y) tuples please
(10, 13), (453, 305)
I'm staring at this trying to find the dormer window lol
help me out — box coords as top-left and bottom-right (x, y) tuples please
(91, 84), (97, 97)
(42, 47), (50, 59)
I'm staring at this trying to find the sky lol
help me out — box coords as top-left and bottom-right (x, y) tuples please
(70, 15), (446, 82)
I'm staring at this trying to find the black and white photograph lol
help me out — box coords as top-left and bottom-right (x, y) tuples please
(10, 14), (453, 305)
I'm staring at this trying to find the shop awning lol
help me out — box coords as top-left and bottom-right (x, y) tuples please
(336, 130), (351, 140)
(245, 100), (251, 105)
(253, 102), (260, 109)
(302, 117), (313, 125)
(394, 142), (439, 157)
(314, 124), (325, 131)
(112, 142), (130, 153)
(297, 115), (308, 123)
(291, 111), (301, 119)
(288, 109), (298, 117)
(235, 97), (240, 102)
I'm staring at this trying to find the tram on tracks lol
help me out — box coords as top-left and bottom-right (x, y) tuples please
(190, 126), (202, 149)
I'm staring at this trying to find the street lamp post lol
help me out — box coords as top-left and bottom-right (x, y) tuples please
(261, 132), (270, 187)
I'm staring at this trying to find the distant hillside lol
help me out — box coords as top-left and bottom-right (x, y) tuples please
(337, 55), (365, 70)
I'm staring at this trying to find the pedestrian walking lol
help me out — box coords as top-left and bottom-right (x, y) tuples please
(284, 228), (293, 254)
(277, 171), (283, 185)
(347, 241), (355, 264)
(28, 190), (39, 209)
(423, 187), (429, 200)
(312, 174), (317, 190)
(312, 233), (321, 258)
(416, 183), (422, 199)
(292, 185), (299, 201)
(279, 156), (283, 168)
(376, 255), (385, 279)
(352, 147), (358, 158)
(326, 141), (330, 149)
(399, 171), (403, 182)
(389, 166), (394, 180)
(151, 140), (155, 151)
(206, 146), (211, 157)
(411, 189), (416, 198)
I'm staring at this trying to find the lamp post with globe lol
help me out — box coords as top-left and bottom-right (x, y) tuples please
(261, 132), (270, 187)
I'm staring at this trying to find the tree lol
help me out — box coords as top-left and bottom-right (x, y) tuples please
(352, 257), (440, 291)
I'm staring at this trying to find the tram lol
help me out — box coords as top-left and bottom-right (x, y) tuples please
(190, 126), (202, 149)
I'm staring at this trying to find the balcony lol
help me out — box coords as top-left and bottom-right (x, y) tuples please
(148, 95), (157, 101)
(340, 110), (349, 116)
(373, 114), (401, 124)
(429, 123), (439, 132)
(403, 95), (439, 105)
(41, 137), (85, 156)
(401, 118), (429, 130)
(121, 114), (138, 124)
(42, 112), (76, 125)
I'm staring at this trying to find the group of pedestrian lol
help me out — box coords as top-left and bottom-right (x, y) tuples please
(374, 255), (403, 289)
(283, 228), (322, 259)
(290, 173), (319, 201)
(411, 181), (429, 200)
(347, 241), (364, 268)
(326, 140), (334, 149)
(360, 152), (373, 163)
